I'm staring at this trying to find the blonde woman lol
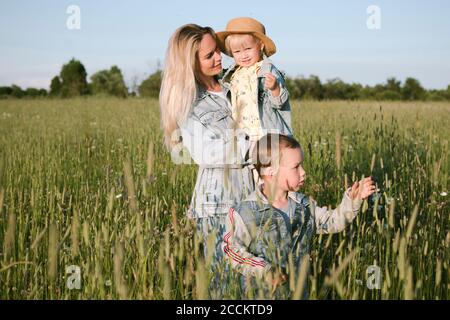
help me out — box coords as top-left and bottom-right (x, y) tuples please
(159, 24), (255, 297)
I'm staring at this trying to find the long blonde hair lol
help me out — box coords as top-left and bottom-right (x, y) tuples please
(159, 24), (216, 149)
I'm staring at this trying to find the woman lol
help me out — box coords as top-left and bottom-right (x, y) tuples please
(159, 24), (255, 295)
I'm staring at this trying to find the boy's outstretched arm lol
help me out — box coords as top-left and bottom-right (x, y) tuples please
(223, 207), (272, 279)
(349, 177), (377, 200)
(312, 177), (376, 234)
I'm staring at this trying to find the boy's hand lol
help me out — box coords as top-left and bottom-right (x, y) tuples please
(264, 73), (280, 97)
(350, 177), (376, 200)
(265, 270), (288, 292)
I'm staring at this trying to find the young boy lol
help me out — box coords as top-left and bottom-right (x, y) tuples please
(216, 17), (292, 143)
(223, 134), (375, 298)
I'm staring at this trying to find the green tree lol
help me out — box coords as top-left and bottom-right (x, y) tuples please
(138, 70), (162, 98)
(300, 75), (324, 100)
(59, 58), (89, 97)
(25, 88), (42, 98)
(426, 89), (448, 101)
(285, 75), (324, 100)
(285, 77), (301, 99)
(38, 89), (47, 97)
(402, 77), (426, 100)
(323, 78), (355, 100)
(10, 85), (24, 98)
(375, 90), (402, 101)
(50, 76), (62, 96)
(0, 86), (13, 98)
(385, 77), (402, 93)
(90, 65), (128, 98)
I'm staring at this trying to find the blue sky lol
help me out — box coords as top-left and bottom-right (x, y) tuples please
(1, 0), (449, 90)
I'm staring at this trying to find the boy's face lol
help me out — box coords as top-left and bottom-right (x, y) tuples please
(276, 147), (306, 192)
(229, 34), (263, 67)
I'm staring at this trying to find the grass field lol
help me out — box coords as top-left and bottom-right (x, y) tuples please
(0, 98), (449, 299)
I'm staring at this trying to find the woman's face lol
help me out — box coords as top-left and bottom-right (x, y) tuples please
(197, 33), (222, 77)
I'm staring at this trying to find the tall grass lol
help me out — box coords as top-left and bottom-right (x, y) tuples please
(0, 98), (448, 299)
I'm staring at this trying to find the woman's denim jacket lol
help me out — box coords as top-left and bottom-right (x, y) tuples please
(178, 85), (255, 218)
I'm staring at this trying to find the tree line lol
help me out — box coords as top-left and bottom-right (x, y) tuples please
(1, 58), (449, 101)
(285, 76), (450, 101)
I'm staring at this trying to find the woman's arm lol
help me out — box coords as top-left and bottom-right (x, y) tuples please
(175, 114), (250, 166)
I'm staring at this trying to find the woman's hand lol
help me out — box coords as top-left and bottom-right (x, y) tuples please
(264, 73), (280, 97)
(350, 177), (376, 200)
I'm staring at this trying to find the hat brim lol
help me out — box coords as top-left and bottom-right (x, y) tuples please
(216, 31), (276, 57)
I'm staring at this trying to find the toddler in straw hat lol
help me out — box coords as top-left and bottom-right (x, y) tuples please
(217, 17), (293, 145)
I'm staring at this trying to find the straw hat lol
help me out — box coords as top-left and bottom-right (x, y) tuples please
(216, 17), (276, 57)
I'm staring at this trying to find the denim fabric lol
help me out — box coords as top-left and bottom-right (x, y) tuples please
(221, 57), (293, 137)
(180, 85), (256, 219)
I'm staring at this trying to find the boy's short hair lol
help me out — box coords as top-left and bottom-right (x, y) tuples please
(224, 34), (262, 56)
(251, 134), (301, 176)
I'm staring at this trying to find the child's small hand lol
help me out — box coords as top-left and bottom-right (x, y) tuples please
(350, 177), (376, 200)
(264, 73), (280, 97)
(265, 270), (288, 292)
